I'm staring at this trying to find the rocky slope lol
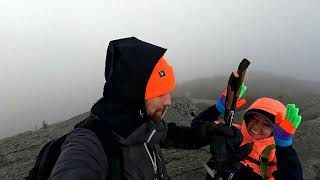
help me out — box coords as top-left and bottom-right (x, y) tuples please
(1, 95), (320, 179)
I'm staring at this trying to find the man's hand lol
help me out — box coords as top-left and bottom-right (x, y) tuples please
(207, 124), (253, 173)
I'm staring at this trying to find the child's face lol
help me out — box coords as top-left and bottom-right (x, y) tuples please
(246, 114), (273, 140)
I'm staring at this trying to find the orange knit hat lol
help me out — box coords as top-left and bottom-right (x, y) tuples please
(145, 57), (176, 100)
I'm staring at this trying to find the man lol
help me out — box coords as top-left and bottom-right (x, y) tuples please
(48, 37), (252, 180)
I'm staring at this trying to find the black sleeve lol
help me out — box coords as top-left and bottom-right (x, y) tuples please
(161, 104), (222, 149)
(191, 104), (222, 127)
(161, 122), (212, 149)
(273, 145), (303, 180)
(48, 128), (108, 180)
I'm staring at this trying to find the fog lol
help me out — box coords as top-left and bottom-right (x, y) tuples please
(0, 0), (319, 138)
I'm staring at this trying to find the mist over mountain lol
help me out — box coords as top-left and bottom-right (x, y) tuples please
(174, 71), (320, 122)
(174, 71), (320, 99)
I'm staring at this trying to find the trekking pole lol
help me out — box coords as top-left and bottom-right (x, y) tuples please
(214, 59), (250, 180)
(224, 59), (250, 127)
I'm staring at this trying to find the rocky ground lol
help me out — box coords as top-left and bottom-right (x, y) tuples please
(0, 96), (320, 180)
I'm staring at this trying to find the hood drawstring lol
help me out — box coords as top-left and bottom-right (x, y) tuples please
(161, 106), (169, 120)
(144, 129), (163, 180)
(147, 130), (157, 143)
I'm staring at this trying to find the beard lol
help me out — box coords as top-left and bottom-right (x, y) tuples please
(148, 107), (169, 124)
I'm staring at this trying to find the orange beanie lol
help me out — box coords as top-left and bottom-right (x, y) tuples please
(145, 57), (176, 100)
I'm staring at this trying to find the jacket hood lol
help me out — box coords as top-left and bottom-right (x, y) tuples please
(246, 97), (286, 116)
(103, 37), (166, 103)
(243, 97), (286, 126)
(240, 97), (286, 143)
(91, 37), (167, 138)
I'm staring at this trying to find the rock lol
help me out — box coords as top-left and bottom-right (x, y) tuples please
(0, 97), (319, 179)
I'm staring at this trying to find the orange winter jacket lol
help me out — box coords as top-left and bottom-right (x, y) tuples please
(237, 97), (286, 179)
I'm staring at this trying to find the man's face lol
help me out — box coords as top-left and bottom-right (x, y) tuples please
(246, 113), (273, 140)
(145, 93), (171, 123)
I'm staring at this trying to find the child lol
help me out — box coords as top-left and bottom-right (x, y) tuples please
(192, 85), (303, 180)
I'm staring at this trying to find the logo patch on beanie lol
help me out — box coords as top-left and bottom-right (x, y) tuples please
(159, 70), (166, 77)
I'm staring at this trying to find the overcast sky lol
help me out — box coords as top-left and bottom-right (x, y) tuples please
(0, 0), (319, 138)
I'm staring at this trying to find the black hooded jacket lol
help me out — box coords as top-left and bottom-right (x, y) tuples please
(48, 37), (207, 180)
(91, 37), (167, 138)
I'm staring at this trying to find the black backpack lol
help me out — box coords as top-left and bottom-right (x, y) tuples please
(25, 115), (123, 180)
(25, 133), (70, 180)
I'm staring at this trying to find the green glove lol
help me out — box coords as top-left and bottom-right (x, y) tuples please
(274, 104), (302, 147)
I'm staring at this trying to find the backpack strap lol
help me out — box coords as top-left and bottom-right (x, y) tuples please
(245, 156), (261, 165)
(244, 144), (276, 179)
(259, 144), (276, 179)
(76, 114), (123, 180)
